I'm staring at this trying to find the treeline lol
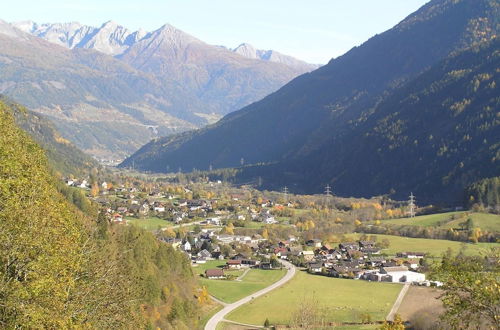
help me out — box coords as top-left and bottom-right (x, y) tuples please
(465, 177), (500, 213)
(0, 101), (199, 329)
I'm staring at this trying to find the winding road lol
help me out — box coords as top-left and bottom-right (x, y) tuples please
(204, 260), (296, 330)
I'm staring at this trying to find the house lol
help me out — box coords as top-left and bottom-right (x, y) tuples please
(263, 216), (278, 224)
(154, 206), (166, 212)
(308, 262), (323, 274)
(182, 241), (192, 252)
(226, 259), (242, 269)
(339, 242), (359, 251)
(206, 217), (222, 226)
(403, 259), (420, 270)
(205, 269), (225, 279)
(397, 252), (426, 259)
(198, 249), (212, 260)
(302, 250), (315, 261)
(194, 257), (207, 264)
(242, 259), (260, 267)
(306, 239), (322, 248)
(260, 262), (272, 270)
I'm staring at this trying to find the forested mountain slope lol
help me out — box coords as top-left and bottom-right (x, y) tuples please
(238, 40), (500, 204)
(0, 100), (200, 328)
(122, 0), (499, 204)
(0, 97), (98, 176)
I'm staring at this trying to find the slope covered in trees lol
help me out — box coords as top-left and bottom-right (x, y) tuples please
(0, 97), (98, 177)
(0, 100), (199, 328)
(122, 0), (499, 204)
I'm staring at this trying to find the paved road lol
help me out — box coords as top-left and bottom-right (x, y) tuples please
(204, 260), (296, 330)
(386, 283), (410, 321)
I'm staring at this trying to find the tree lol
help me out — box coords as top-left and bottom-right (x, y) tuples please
(91, 182), (100, 197)
(379, 314), (405, 330)
(432, 248), (500, 329)
(262, 228), (269, 239)
(264, 318), (270, 327)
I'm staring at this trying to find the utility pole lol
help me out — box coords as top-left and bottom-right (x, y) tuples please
(282, 186), (288, 203)
(325, 184), (332, 196)
(324, 184), (332, 208)
(408, 192), (416, 218)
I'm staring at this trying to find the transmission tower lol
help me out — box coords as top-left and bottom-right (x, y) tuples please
(282, 186), (289, 203)
(408, 192), (416, 218)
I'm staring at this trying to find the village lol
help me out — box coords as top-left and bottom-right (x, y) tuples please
(65, 176), (435, 288)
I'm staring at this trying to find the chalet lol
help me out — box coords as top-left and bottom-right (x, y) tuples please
(117, 206), (128, 214)
(194, 257), (207, 264)
(242, 259), (260, 267)
(205, 269), (225, 279)
(403, 259), (420, 270)
(339, 242), (359, 251)
(231, 253), (247, 260)
(206, 217), (222, 226)
(302, 250), (315, 261)
(260, 262), (272, 270)
(308, 262), (323, 274)
(359, 241), (375, 248)
(306, 239), (322, 248)
(182, 241), (192, 252)
(197, 249), (212, 260)
(226, 259), (242, 269)
(212, 252), (224, 260)
(397, 252), (426, 259)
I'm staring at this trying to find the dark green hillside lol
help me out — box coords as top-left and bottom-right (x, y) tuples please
(240, 40), (499, 204)
(0, 100), (200, 328)
(122, 0), (499, 191)
(4, 99), (98, 176)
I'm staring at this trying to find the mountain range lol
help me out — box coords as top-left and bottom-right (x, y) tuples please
(0, 20), (316, 159)
(121, 0), (500, 204)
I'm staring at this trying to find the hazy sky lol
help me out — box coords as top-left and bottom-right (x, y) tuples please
(1, 0), (430, 64)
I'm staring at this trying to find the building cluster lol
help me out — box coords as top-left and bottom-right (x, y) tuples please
(298, 241), (427, 283)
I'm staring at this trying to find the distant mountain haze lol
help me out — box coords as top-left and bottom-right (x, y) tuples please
(122, 0), (500, 204)
(0, 19), (316, 159)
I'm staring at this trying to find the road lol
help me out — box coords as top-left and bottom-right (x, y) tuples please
(386, 283), (410, 321)
(204, 260), (296, 330)
(165, 220), (204, 230)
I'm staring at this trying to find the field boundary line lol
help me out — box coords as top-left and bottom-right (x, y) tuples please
(387, 283), (410, 321)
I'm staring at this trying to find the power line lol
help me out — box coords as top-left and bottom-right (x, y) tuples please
(282, 186), (288, 203)
(325, 184), (332, 196)
(408, 192), (416, 218)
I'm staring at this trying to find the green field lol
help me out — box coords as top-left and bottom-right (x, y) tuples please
(346, 233), (499, 256)
(125, 216), (173, 230)
(226, 270), (401, 325)
(194, 261), (286, 303)
(380, 212), (500, 232)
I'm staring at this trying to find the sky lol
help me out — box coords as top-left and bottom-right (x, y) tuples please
(0, 0), (430, 64)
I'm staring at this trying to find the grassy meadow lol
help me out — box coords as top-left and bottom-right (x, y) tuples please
(380, 211), (500, 232)
(192, 260), (286, 303)
(226, 270), (401, 325)
(345, 233), (498, 256)
(125, 216), (173, 230)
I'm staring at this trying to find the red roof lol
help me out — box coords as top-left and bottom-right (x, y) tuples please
(227, 260), (242, 265)
(205, 269), (224, 277)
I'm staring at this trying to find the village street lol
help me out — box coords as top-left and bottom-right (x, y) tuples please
(205, 260), (296, 330)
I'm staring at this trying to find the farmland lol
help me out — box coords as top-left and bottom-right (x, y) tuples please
(380, 212), (500, 232)
(125, 216), (173, 230)
(226, 270), (401, 326)
(345, 233), (499, 256)
(193, 261), (286, 303)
